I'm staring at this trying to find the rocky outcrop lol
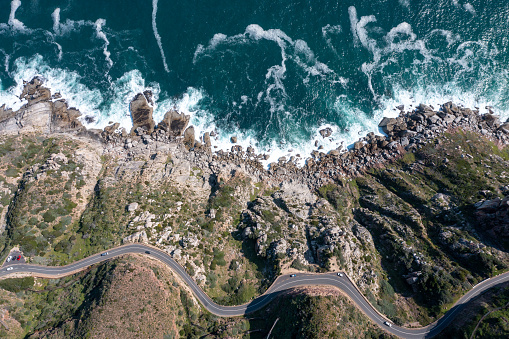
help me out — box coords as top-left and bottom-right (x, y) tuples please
(122, 231), (149, 244)
(158, 109), (190, 137)
(129, 92), (155, 134)
(51, 100), (83, 132)
(0, 78), (83, 135)
(183, 126), (196, 149)
(19, 77), (51, 105)
(0, 104), (15, 124)
(475, 195), (509, 246)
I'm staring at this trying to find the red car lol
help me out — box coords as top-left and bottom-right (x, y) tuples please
(17, 256), (20, 261)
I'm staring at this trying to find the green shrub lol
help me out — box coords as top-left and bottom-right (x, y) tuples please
(0, 277), (34, 292)
(42, 210), (56, 223)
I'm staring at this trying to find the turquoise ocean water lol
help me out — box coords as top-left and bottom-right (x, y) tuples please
(0, 0), (508, 163)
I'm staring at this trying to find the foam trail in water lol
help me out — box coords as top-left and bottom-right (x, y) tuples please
(348, 6), (359, 46)
(152, 0), (169, 73)
(398, 0), (410, 9)
(51, 8), (60, 34)
(94, 19), (113, 68)
(8, 0), (27, 32)
(321, 24), (342, 57)
(463, 3), (476, 15)
(54, 42), (63, 61)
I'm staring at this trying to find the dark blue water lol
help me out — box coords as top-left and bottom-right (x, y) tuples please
(1, 0), (508, 163)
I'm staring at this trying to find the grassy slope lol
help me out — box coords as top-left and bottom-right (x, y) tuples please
(318, 131), (509, 324)
(437, 282), (509, 339)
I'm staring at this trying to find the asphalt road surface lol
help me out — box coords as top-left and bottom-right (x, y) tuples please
(2, 243), (509, 338)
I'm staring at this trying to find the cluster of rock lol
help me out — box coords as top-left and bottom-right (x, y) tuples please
(293, 102), (509, 187)
(3, 78), (509, 193)
(237, 182), (379, 289)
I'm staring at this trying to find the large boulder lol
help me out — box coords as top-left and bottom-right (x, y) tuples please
(203, 132), (212, 148)
(183, 126), (196, 149)
(130, 92), (155, 134)
(378, 117), (397, 135)
(158, 109), (190, 137)
(499, 122), (509, 134)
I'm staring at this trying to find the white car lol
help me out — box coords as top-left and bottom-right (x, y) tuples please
(6, 267), (13, 271)
(6, 256), (11, 262)
(337, 272), (344, 277)
(384, 321), (392, 327)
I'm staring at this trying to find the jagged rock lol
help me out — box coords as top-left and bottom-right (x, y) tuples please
(122, 231), (148, 244)
(319, 127), (332, 138)
(378, 117), (397, 134)
(51, 100), (83, 132)
(127, 202), (139, 212)
(484, 114), (501, 128)
(158, 109), (190, 137)
(103, 122), (120, 135)
(442, 101), (460, 115)
(130, 92), (155, 134)
(475, 198), (501, 211)
(500, 123), (509, 134)
(20, 77), (51, 105)
(353, 141), (364, 150)
(183, 126), (196, 149)
(203, 132), (212, 148)
(0, 104), (15, 123)
(231, 136), (238, 143)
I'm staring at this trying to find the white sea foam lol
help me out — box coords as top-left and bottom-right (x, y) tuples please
(54, 42), (63, 61)
(321, 24), (341, 56)
(152, 0), (169, 73)
(398, 0), (410, 9)
(52, 15), (88, 37)
(463, 3), (476, 15)
(348, 6), (359, 46)
(8, 0), (27, 32)
(51, 8), (60, 34)
(94, 19), (113, 68)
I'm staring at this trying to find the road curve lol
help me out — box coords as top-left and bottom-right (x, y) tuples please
(1, 243), (509, 338)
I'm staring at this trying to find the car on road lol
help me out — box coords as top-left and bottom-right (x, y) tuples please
(145, 251), (151, 254)
(384, 321), (392, 327)
(6, 267), (13, 271)
(337, 272), (344, 277)
(290, 274), (296, 277)
(101, 252), (108, 256)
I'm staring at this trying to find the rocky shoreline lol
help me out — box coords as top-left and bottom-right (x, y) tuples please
(1, 77), (509, 188)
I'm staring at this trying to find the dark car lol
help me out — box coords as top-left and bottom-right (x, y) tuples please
(145, 251), (151, 254)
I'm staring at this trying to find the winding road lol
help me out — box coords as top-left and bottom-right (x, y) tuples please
(1, 243), (508, 338)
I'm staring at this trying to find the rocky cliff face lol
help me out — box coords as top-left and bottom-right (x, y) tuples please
(0, 78), (509, 327)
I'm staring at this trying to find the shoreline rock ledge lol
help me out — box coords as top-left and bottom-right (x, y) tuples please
(1, 78), (509, 189)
